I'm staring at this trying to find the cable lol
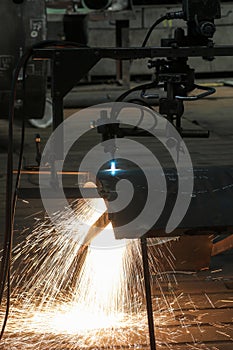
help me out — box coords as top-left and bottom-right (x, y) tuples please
(0, 269), (11, 340)
(117, 12), (184, 102)
(142, 15), (168, 48)
(142, 11), (184, 48)
(120, 98), (158, 132)
(116, 81), (159, 102)
(110, 81), (159, 123)
(112, 10), (184, 130)
(126, 98), (156, 110)
(0, 119), (25, 324)
(0, 74), (27, 339)
(0, 48), (30, 340)
(0, 87), (16, 339)
(0, 39), (89, 340)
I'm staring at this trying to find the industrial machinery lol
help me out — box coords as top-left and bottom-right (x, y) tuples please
(0, 0), (47, 119)
(2, 0), (233, 349)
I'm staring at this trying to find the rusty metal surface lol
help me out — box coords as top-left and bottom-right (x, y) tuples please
(151, 235), (213, 272)
(212, 234), (233, 256)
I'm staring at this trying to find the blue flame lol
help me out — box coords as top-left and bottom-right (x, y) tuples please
(110, 161), (116, 176)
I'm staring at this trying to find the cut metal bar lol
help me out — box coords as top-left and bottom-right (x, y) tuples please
(141, 236), (156, 350)
(212, 234), (233, 256)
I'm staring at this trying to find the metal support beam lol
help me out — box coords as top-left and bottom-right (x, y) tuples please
(116, 20), (130, 86)
(141, 236), (156, 350)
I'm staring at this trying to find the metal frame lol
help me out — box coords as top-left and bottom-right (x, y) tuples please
(33, 44), (233, 134)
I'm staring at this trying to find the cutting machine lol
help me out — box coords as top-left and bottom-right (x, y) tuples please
(8, 1), (233, 349)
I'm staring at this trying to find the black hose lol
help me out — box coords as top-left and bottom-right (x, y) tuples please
(142, 15), (168, 48)
(142, 11), (184, 48)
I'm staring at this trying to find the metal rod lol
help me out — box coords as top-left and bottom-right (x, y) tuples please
(140, 236), (156, 350)
(33, 45), (233, 61)
(51, 52), (65, 160)
(51, 95), (64, 160)
(13, 170), (90, 175)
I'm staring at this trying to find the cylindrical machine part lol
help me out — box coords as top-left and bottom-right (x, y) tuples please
(81, 0), (111, 10)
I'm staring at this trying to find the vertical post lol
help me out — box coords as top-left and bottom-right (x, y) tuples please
(51, 95), (64, 161)
(50, 54), (65, 189)
(51, 51), (64, 161)
(115, 19), (130, 87)
(140, 236), (156, 350)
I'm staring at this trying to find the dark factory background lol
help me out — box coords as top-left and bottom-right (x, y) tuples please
(0, 1), (233, 350)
